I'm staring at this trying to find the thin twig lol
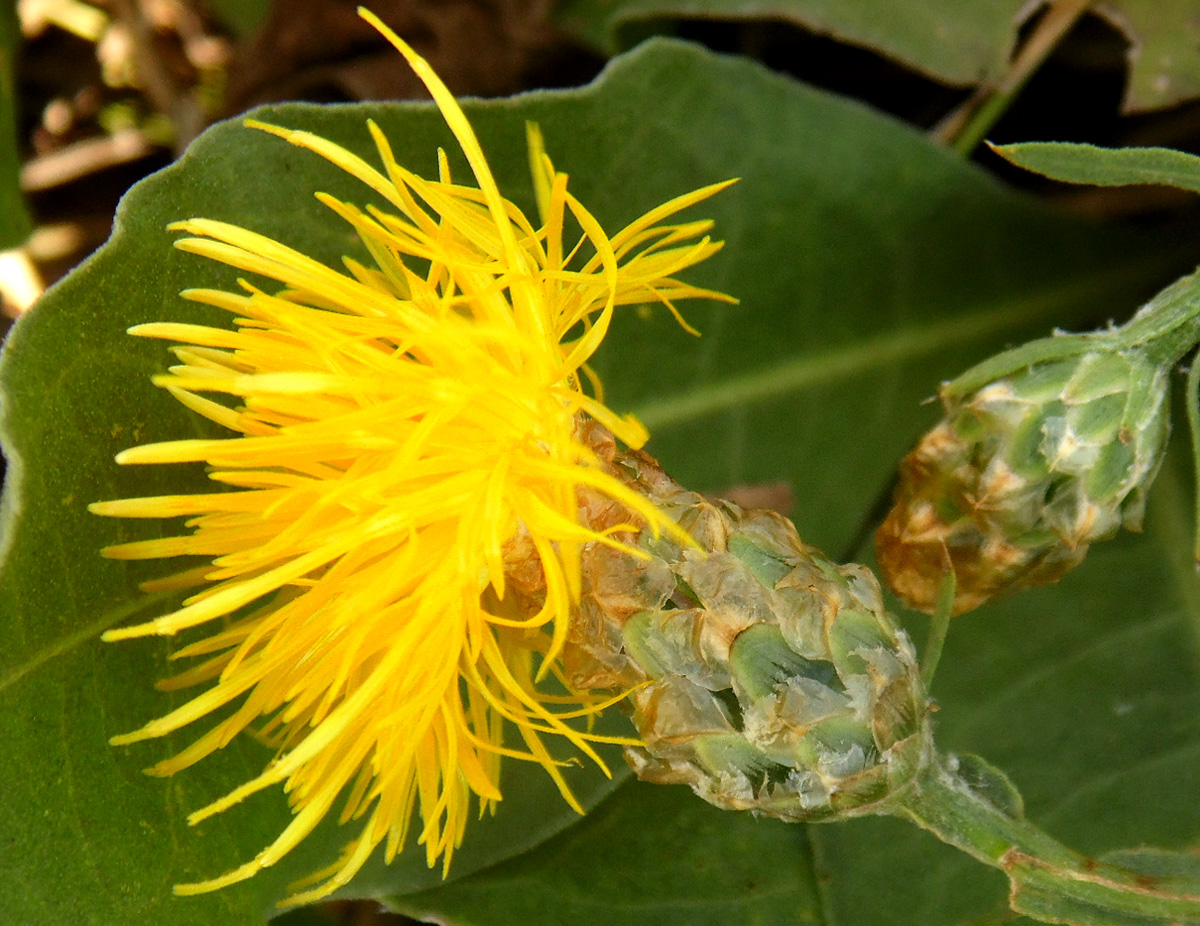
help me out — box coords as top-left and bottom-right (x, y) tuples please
(920, 564), (956, 690)
(933, 0), (1095, 156)
(109, 0), (206, 153)
(0, 248), (45, 316)
(20, 129), (156, 190)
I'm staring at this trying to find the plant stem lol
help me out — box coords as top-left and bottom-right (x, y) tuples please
(919, 569), (954, 689)
(942, 266), (1200, 399)
(896, 756), (1200, 925)
(938, 0), (1095, 157)
(1187, 350), (1200, 568)
(1112, 269), (1200, 366)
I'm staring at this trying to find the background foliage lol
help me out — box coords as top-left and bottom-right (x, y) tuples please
(556, 0), (1200, 111)
(0, 2), (30, 249)
(5, 2), (1200, 925)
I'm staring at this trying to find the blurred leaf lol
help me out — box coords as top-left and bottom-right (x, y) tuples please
(0, 1), (30, 249)
(270, 904), (340, 925)
(993, 141), (1200, 193)
(1114, 0), (1200, 112)
(0, 36), (1197, 926)
(554, 0), (1200, 112)
(555, 0), (1018, 86)
(206, 0), (271, 37)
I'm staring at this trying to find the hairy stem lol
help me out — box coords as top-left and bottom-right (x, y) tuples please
(897, 756), (1200, 925)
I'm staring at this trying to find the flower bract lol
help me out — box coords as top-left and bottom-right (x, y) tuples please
(876, 347), (1171, 615)
(91, 9), (733, 906)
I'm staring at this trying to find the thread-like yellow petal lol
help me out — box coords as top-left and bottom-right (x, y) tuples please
(96, 10), (732, 909)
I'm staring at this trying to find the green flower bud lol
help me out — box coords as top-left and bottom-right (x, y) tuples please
(876, 347), (1171, 614)
(567, 445), (933, 821)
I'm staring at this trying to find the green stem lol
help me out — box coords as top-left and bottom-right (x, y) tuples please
(1187, 350), (1200, 568)
(896, 757), (1200, 925)
(942, 0), (1094, 156)
(943, 266), (1200, 399)
(919, 569), (954, 689)
(1112, 268), (1200, 366)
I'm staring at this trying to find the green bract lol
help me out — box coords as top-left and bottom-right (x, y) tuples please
(877, 347), (1171, 614)
(568, 446), (932, 820)
(878, 267), (1200, 615)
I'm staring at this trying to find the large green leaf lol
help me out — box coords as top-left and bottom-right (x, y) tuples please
(556, 0), (1018, 86)
(392, 778), (823, 926)
(0, 37), (1196, 926)
(0, 1), (30, 249)
(554, 0), (1200, 112)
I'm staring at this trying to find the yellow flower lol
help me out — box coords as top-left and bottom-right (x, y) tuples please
(90, 8), (734, 909)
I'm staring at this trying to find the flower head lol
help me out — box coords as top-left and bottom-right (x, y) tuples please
(91, 9), (733, 907)
(567, 449), (931, 822)
(876, 347), (1171, 615)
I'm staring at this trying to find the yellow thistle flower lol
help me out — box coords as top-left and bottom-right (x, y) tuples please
(90, 8), (734, 908)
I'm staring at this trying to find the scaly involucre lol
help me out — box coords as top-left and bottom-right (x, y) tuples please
(91, 10), (733, 907)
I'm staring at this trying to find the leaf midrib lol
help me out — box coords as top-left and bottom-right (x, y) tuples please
(633, 255), (1181, 430)
(0, 589), (173, 693)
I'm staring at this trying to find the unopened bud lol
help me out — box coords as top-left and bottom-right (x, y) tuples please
(876, 347), (1171, 614)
